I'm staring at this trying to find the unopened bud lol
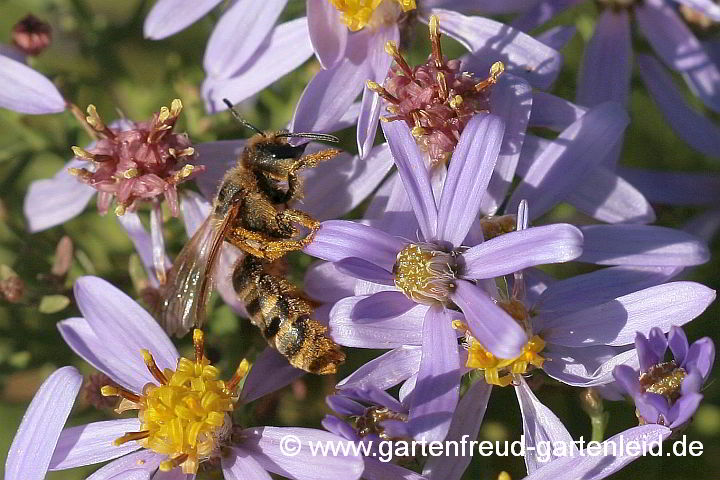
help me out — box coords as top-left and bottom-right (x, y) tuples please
(11, 14), (52, 56)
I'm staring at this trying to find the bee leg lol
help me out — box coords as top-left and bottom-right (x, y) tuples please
(276, 209), (321, 242)
(293, 148), (341, 170)
(227, 226), (311, 261)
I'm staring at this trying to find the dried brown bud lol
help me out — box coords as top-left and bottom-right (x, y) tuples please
(84, 372), (122, 410)
(11, 14), (52, 56)
(0, 265), (25, 303)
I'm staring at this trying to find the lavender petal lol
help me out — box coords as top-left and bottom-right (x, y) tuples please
(241, 347), (305, 403)
(143, 0), (222, 39)
(0, 54), (65, 114)
(221, 447), (273, 480)
(337, 346), (423, 390)
(307, 0), (348, 69)
(49, 419), (142, 470)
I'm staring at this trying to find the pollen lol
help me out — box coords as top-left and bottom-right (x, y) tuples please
(466, 335), (546, 387)
(101, 329), (250, 474)
(392, 243), (456, 305)
(328, 0), (415, 31)
(639, 361), (687, 402)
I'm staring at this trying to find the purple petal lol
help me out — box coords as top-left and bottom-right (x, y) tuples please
(673, 0), (720, 20)
(305, 261), (357, 303)
(430, 9), (562, 89)
(685, 337), (715, 380)
(647, 328), (669, 362)
(536, 25), (576, 51)
(326, 395), (366, 416)
(534, 265), (681, 315)
(321, 415), (360, 441)
(357, 26), (399, 158)
(237, 427), (364, 480)
(528, 92), (587, 131)
(351, 291), (416, 321)
(335, 258), (395, 286)
(422, 379), (492, 480)
(24, 158), (95, 232)
(577, 9), (631, 107)
(143, 0), (222, 39)
(515, 376), (575, 473)
(669, 392), (703, 428)
(522, 425), (672, 480)
(437, 114), (504, 245)
(541, 282), (716, 348)
(0, 54), (65, 114)
(180, 190), (212, 235)
(110, 470), (153, 480)
(57, 318), (150, 391)
(194, 140), (244, 199)
(613, 364), (643, 396)
(668, 326), (690, 366)
(619, 167), (720, 206)
(636, 54), (720, 158)
(117, 211), (170, 288)
(508, 102), (629, 219)
(50, 419), (142, 470)
(86, 450), (163, 480)
(337, 346), (422, 390)
(204, 0), (289, 79)
(291, 29), (373, 133)
(241, 347), (305, 403)
(74, 276), (179, 385)
(300, 143), (394, 221)
(303, 220), (404, 271)
(307, 0), (348, 69)
(511, 0), (584, 32)
(543, 345), (639, 387)
(222, 447), (272, 480)
(565, 166), (656, 224)
(202, 18), (313, 112)
(578, 224), (710, 266)
(329, 296), (427, 348)
(462, 224), (583, 279)
(481, 74), (532, 215)
(408, 306), (462, 442)
(366, 173), (423, 239)
(6, 367), (82, 480)
(381, 120), (439, 240)
(451, 279), (527, 359)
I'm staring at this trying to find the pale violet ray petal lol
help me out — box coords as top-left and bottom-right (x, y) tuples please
(241, 347), (305, 403)
(576, 9), (631, 107)
(536, 26), (576, 51)
(6, 367), (82, 480)
(540, 282), (716, 348)
(222, 447), (272, 480)
(515, 376), (576, 473)
(437, 114), (504, 245)
(543, 347), (639, 387)
(578, 224), (710, 266)
(381, 120), (438, 240)
(619, 167), (720, 206)
(194, 140), (244, 199)
(307, 0), (348, 69)
(672, 0), (720, 20)
(49, 419), (142, 470)
(144, 0), (223, 39)
(511, 0), (584, 33)
(204, 0), (289, 79)
(203, 18), (313, 112)
(0, 55), (65, 114)
(86, 451), (163, 480)
(508, 102), (629, 219)
(528, 92), (587, 131)
(338, 346), (422, 390)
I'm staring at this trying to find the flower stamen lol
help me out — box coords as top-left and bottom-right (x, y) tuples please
(393, 243), (456, 305)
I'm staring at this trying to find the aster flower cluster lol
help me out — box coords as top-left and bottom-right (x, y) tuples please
(1, 3), (719, 480)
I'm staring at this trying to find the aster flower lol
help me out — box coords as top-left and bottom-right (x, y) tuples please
(304, 116), (584, 442)
(515, 0), (720, 160)
(613, 326), (715, 429)
(293, 7), (564, 157)
(6, 276), (363, 480)
(0, 14), (64, 114)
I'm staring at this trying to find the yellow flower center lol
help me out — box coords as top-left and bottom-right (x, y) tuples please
(392, 243), (456, 305)
(328, 0), (416, 31)
(466, 334), (546, 387)
(102, 330), (250, 474)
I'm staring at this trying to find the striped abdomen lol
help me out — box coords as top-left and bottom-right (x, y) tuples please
(232, 256), (344, 374)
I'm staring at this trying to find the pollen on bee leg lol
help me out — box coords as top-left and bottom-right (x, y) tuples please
(141, 349), (168, 385)
(113, 430), (150, 446)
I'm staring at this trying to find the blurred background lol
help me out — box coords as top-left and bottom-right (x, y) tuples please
(0, 0), (718, 478)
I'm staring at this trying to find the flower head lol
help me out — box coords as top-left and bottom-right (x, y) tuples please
(614, 326), (715, 428)
(329, 0), (416, 31)
(67, 99), (202, 216)
(368, 16), (504, 166)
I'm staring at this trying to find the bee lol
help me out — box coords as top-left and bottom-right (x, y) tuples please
(160, 99), (345, 374)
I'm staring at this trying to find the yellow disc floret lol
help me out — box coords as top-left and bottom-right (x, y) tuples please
(466, 335), (546, 387)
(328, 0), (416, 31)
(102, 330), (250, 474)
(393, 243), (456, 305)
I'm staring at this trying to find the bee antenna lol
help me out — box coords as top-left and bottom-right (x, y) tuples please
(222, 98), (265, 137)
(275, 132), (340, 143)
